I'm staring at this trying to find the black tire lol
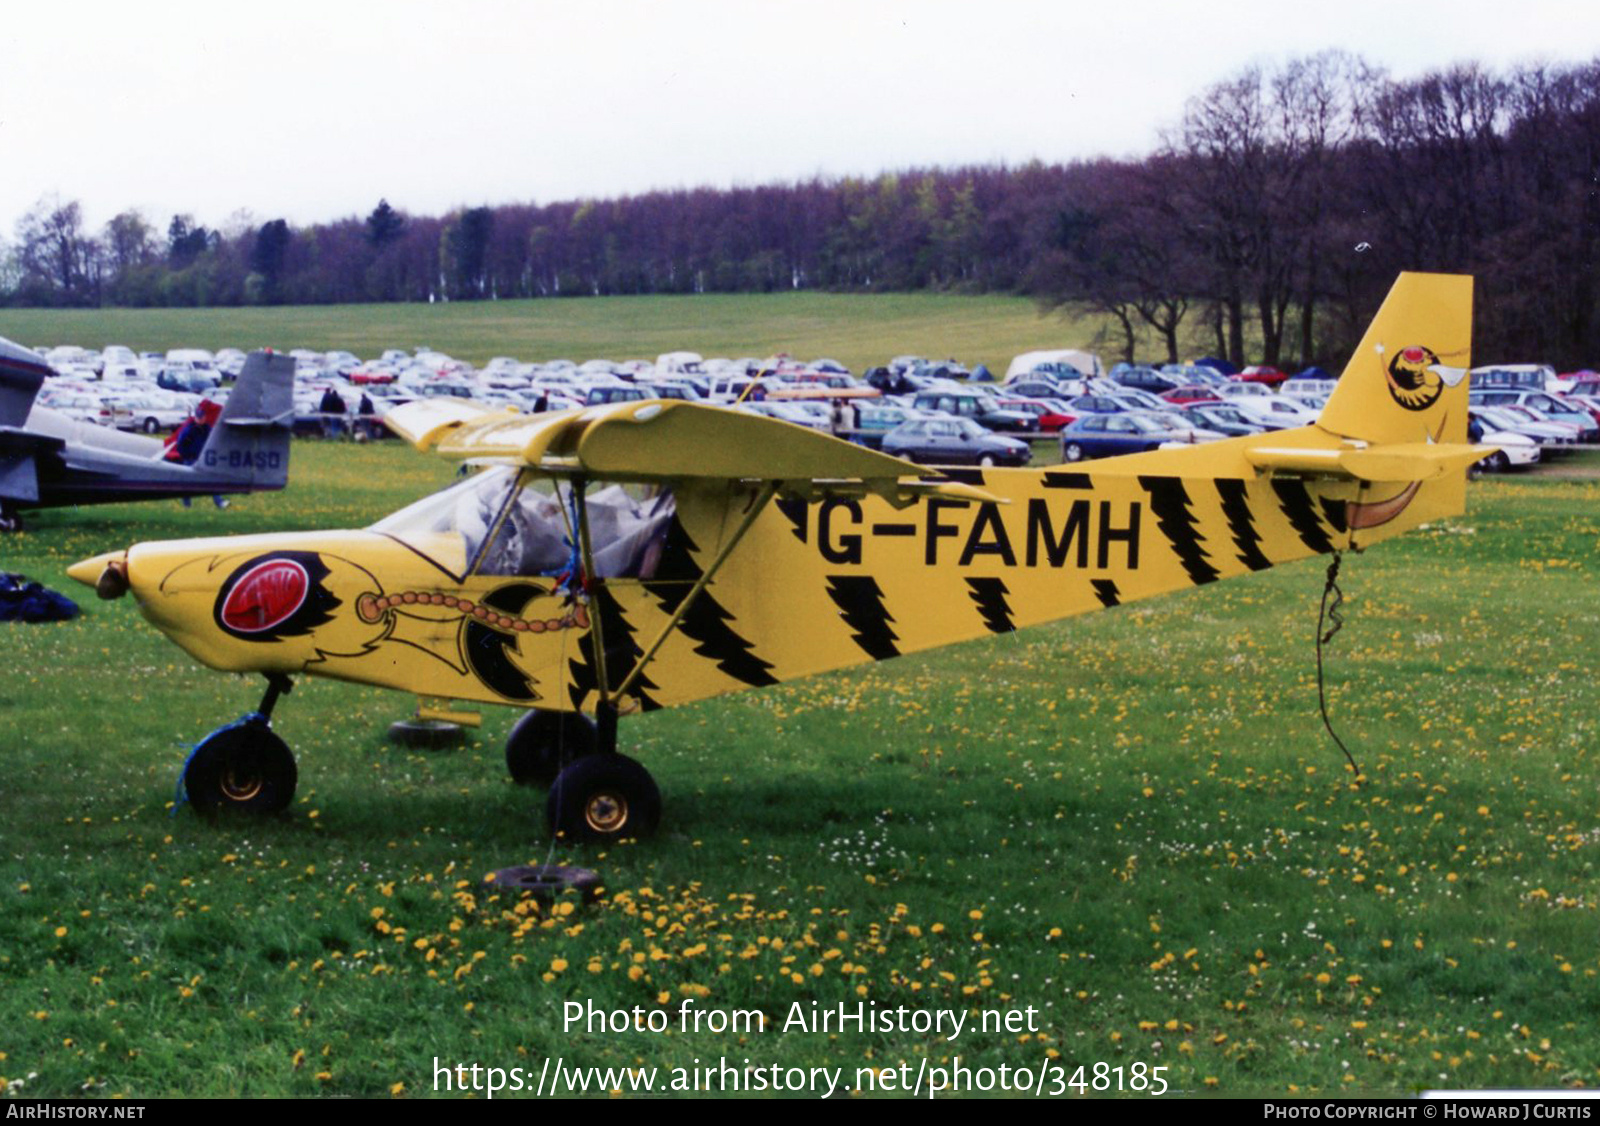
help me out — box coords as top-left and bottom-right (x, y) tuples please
(184, 723), (296, 814)
(978, 454), (996, 468)
(547, 753), (661, 843)
(1485, 450), (1509, 473)
(1063, 442), (1085, 462)
(506, 710), (598, 786)
(0, 503), (21, 533)
(142, 417), (160, 434)
(488, 864), (603, 903)
(388, 718), (465, 749)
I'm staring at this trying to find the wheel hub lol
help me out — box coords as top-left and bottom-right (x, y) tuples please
(584, 791), (629, 833)
(221, 768), (264, 802)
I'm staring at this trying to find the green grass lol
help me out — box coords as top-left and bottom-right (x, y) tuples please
(0, 292), (1212, 379)
(0, 440), (1596, 1098)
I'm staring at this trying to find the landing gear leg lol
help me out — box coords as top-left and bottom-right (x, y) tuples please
(181, 674), (298, 815)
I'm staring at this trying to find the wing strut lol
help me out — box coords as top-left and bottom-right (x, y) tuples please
(606, 480), (781, 706)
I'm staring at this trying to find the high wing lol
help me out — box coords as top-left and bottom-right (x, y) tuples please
(382, 397), (1001, 503)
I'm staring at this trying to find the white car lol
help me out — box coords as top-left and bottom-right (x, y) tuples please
(107, 393), (192, 434)
(1229, 395), (1321, 429)
(1474, 429), (1540, 472)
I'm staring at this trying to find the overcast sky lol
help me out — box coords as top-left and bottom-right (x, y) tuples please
(3, 0), (1597, 236)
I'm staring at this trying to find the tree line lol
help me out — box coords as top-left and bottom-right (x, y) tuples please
(4, 53), (1597, 369)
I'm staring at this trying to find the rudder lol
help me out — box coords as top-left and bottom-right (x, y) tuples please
(194, 351), (294, 490)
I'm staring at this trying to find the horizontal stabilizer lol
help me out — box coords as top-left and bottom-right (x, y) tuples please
(1245, 441), (1488, 482)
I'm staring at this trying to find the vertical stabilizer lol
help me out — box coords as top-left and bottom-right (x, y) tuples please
(194, 351), (295, 490)
(1318, 272), (1473, 447)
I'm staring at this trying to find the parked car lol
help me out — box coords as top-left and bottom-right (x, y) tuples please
(995, 397), (1074, 432)
(1471, 424), (1540, 472)
(1059, 412), (1218, 461)
(1161, 384), (1225, 405)
(1228, 395), (1320, 430)
(1234, 365), (1289, 387)
(1470, 406), (1579, 451)
(1469, 389), (1598, 441)
(108, 393), (190, 434)
(1179, 403), (1264, 437)
(911, 389), (1037, 433)
(881, 417), (1031, 467)
(1111, 364), (1183, 393)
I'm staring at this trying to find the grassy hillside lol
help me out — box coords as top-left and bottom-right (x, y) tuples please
(0, 292), (1217, 377)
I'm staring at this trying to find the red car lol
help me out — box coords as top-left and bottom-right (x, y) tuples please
(1161, 384), (1225, 404)
(997, 397), (1075, 432)
(1233, 365), (1289, 387)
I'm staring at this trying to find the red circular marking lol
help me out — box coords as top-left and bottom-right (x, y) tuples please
(220, 559), (309, 634)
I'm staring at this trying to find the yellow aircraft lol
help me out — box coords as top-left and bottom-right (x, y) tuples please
(69, 272), (1483, 843)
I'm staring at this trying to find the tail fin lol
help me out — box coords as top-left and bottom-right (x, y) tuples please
(1319, 272), (1473, 446)
(195, 351), (294, 490)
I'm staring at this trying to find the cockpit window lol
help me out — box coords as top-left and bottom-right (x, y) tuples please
(369, 467), (674, 580)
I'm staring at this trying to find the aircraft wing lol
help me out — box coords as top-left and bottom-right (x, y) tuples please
(0, 335), (50, 429)
(383, 398), (1000, 502)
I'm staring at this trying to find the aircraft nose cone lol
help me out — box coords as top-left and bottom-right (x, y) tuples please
(67, 550), (130, 599)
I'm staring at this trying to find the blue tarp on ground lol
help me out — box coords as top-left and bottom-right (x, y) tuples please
(0, 573), (80, 622)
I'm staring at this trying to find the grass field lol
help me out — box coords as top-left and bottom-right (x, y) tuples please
(0, 292), (1215, 380)
(0, 435), (1597, 1099)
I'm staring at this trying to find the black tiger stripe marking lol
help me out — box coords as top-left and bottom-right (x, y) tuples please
(567, 584), (661, 711)
(1139, 475), (1219, 585)
(1215, 478), (1273, 572)
(965, 577), (1014, 634)
(463, 583), (543, 701)
(642, 517), (777, 688)
(826, 575), (900, 660)
(1272, 479), (1336, 554)
(1091, 579), (1121, 607)
(776, 496), (808, 543)
(927, 468), (987, 486)
(1043, 470), (1093, 490)
(1319, 496), (1349, 534)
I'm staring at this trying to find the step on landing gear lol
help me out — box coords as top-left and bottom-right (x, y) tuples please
(181, 674), (298, 815)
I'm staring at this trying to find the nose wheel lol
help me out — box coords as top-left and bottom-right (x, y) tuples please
(181, 674), (298, 815)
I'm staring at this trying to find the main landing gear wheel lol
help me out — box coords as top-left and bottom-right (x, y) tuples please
(506, 709), (598, 787)
(547, 753), (661, 843)
(183, 721), (297, 814)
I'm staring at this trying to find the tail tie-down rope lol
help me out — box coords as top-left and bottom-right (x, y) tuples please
(1316, 552), (1363, 785)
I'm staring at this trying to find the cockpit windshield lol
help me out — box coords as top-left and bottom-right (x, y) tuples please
(369, 467), (675, 580)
